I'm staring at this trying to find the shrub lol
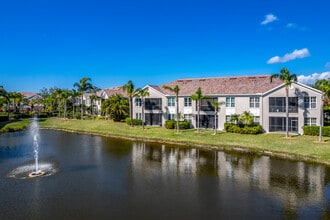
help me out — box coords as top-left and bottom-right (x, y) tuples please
(177, 120), (191, 129)
(224, 123), (262, 134)
(165, 120), (175, 129)
(97, 116), (106, 120)
(0, 115), (9, 122)
(303, 126), (330, 136)
(38, 113), (48, 118)
(126, 117), (142, 125)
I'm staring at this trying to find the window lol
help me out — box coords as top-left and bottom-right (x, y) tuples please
(135, 113), (142, 120)
(167, 114), (175, 120)
(145, 98), (162, 110)
(269, 117), (298, 132)
(226, 97), (235, 108)
(135, 98), (142, 107)
(269, 97), (298, 113)
(304, 97), (316, 109)
(184, 114), (192, 123)
(167, 97), (175, 107)
(254, 116), (260, 125)
(304, 117), (316, 126)
(250, 97), (260, 108)
(226, 115), (231, 122)
(184, 97), (192, 107)
(200, 98), (217, 111)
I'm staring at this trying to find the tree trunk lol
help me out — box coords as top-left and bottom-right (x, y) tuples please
(285, 87), (289, 138)
(129, 98), (133, 127)
(142, 99), (145, 130)
(176, 96), (179, 133)
(197, 100), (200, 132)
(214, 111), (217, 135)
(64, 100), (67, 119)
(319, 93), (324, 142)
(81, 94), (84, 120)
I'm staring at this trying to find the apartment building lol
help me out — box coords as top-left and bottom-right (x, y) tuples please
(132, 75), (322, 134)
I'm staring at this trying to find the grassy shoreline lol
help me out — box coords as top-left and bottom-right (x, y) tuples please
(35, 117), (330, 166)
(0, 119), (30, 133)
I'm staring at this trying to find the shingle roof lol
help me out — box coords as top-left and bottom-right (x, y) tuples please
(20, 92), (40, 100)
(103, 86), (126, 97)
(159, 75), (283, 96)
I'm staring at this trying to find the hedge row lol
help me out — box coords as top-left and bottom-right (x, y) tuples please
(125, 118), (142, 126)
(0, 115), (9, 122)
(224, 123), (263, 135)
(303, 126), (330, 136)
(165, 120), (191, 129)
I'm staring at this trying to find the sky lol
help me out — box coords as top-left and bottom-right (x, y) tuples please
(1, 0), (330, 92)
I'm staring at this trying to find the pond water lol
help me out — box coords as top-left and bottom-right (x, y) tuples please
(1, 130), (330, 219)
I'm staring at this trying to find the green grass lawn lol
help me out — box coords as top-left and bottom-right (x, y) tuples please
(38, 117), (330, 165)
(0, 119), (30, 133)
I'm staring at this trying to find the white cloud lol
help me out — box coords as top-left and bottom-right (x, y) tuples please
(267, 48), (310, 64)
(298, 72), (330, 85)
(261, 14), (278, 25)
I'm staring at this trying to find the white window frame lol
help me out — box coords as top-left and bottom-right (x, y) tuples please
(304, 117), (316, 126)
(184, 97), (192, 107)
(168, 97), (175, 107)
(226, 97), (235, 108)
(250, 97), (260, 108)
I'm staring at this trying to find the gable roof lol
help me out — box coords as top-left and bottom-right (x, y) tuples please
(20, 92), (40, 100)
(102, 86), (126, 97)
(159, 75), (283, 96)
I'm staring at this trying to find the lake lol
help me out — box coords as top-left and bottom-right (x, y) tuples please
(1, 129), (330, 219)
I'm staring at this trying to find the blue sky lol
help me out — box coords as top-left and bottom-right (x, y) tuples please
(1, 0), (330, 92)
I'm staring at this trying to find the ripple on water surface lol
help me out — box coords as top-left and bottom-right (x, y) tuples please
(7, 161), (59, 179)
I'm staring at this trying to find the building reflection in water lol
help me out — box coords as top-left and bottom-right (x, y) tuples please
(131, 141), (327, 215)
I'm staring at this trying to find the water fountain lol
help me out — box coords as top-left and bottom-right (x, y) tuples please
(28, 116), (45, 177)
(7, 115), (58, 179)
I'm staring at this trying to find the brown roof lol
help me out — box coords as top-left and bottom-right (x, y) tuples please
(103, 86), (127, 97)
(20, 92), (40, 99)
(159, 75), (283, 96)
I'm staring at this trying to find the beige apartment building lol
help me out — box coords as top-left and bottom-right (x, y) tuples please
(132, 75), (322, 134)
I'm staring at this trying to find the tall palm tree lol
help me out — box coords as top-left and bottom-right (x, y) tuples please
(73, 77), (93, 120)
(270, 68), (297, 138)
(191, 87), (208, 132)
(60, 89), (70, 119)
(211, 101), (225, 135)
(163, 85), (180, 133)
(54, 88), (62, 118)
(9, 92), (23, 113)
(123, 80), (139, 127)
(71, 89), (79, 119)
(137, 87), (149, 130)
(314, 79), (330, 142)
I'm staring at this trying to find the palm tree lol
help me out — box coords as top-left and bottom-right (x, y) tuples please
(71, 89), (79, 119)
(101, 94), (129, 121)
(9, 92), (23, 113)
(240, 111), (254, 126)
(211, 101), (225, 135)
(60, 89), (70, 119)
(191, 87), (208, 132)
(0, 86), (10, 119)
(163, 85), (180, 133)
(123, 80), (139, 127)
(137, 87), (149, 130)
(270, 67), (297, 138)
(314, 79), (330, 142)
(73, 77), (93, 120)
